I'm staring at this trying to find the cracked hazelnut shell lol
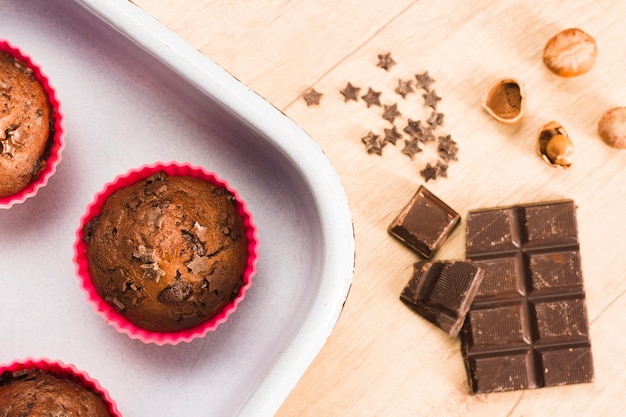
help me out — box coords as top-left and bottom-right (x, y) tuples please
(537, 121), (574, 168)
(482, 78), (525, 124)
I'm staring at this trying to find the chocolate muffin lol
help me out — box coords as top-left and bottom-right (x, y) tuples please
(83, 171), (249, 332)
(0, 49), (53, 198)
(0, 369), (111, 417)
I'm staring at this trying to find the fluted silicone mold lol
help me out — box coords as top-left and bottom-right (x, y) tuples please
(0, 357), (121, 416)
(73, 161), (258, 345)
(0, 39), (65, 208)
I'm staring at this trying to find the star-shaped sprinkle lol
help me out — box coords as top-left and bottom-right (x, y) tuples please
(436, 161), (448, 178)
(439, 143), (459, 162)
(437, 135), (457, 153)
(415, 71), (435, 91)
(418, 125), (436, 143)
(426, 111), (445, 127)
(401, 139), (422, 159)
(423, 90), (442, 109)
(340, 82), (361, 102)
(376, 52), (396, 71)
(361, 87), (382, 107)
(395, 79), (414, 98)
(420, 163), (439, 182)
(361, 131), (383, 155)
(382, 103), (402, 123)
(383, 126), (402, 145)
(303, 88), (323, 106)
(403, 118), (424, 139)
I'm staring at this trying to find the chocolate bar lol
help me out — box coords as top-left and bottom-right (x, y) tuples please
(388, 186), (460, 258)
(400, 260), (484, 336)
(461, 200), (594, 394)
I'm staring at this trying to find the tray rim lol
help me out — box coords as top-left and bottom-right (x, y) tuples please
(72, 0), (355, 415)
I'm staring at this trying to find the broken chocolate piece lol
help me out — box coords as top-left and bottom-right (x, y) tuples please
(401, 260), (484, 336)
(461, 200), (594, 394)
(388, 185), (460, 258)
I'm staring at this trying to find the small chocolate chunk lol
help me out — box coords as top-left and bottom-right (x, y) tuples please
(388, 185), (460, 258)
(401, 260), (484, 336)
(461, 200), (594, 394)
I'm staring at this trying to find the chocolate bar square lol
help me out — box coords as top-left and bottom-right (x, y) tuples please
(461, 200), (593, 394)
(388, 186), (460, 258)
(400, 260), (484, 336)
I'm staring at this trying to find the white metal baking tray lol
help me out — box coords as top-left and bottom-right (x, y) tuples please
(0, 0), (354, 415)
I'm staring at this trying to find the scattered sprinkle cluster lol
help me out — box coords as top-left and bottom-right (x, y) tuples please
(303, 52), (458, 182)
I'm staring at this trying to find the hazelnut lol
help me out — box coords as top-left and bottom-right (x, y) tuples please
(537, 121), (574, 168)
(482, 78), (525, 124)
(543, 28), (597, 77)
(598, 106), (626, 149)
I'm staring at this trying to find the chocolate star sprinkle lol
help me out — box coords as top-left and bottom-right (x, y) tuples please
(303, 88), (323, 106)
(436, 161), (448, 178)
(420, 163), (439, 182)
(426, 111), (445, 127)
(377, 52), (396, 71)
(403, 118), (424, 139)
(423, 90), (442, 109)
(395, 79), (414, 98)
(419, 125), (436, 143)
(382, 103), (402, 123)
(437, 135), (457, 153)
(401, 139), (422, 159)
(361, 87), (382, 107)
(415, 71), (435, 91)
(439, 144), (459, 162)
(383, 126), (402, 145)
(340, 82), (361, 102)
(361, 131), (383, 155)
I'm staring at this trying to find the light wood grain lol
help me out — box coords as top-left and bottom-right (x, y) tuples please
(133, 0), (626, 415)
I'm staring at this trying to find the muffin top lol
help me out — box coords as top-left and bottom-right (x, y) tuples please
(83, 172), (248, 332)
(0, 368), (111, 417)
(0, 49), (53, 198)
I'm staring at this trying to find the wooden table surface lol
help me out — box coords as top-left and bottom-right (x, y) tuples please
(133, 1), (626, 415)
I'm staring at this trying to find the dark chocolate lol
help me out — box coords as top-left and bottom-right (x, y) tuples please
(401, 260), (484, 336)
(461, 200), (594, 394)
(388, 186), (460, 259)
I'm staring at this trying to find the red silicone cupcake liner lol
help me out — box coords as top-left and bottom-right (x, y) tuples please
(73, 162), (258, 345)
(0, 357), (121, 416)
(0, 39), (65, 208)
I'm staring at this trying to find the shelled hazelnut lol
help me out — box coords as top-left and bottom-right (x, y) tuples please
(598, 106), (626, 149)
(537, 121), (574, 168)
(543, 28), (597, 77)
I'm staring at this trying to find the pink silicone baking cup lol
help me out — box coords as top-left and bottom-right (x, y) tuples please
(0, 357), (121, 416)
(73, 162), (258, 345)
(0, 40), (65, 208)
